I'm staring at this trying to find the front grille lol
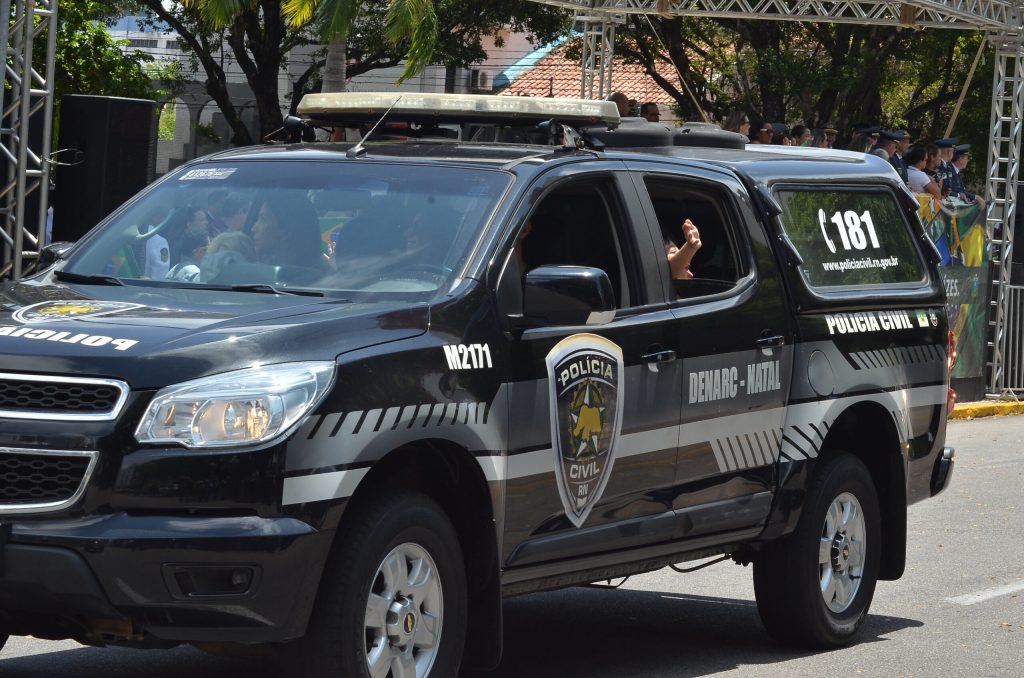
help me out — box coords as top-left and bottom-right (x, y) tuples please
(0, 448), (96, 512)
(0, 373), (128, 421)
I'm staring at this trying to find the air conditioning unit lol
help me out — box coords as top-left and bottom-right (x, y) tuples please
(470, 69), (490, 91)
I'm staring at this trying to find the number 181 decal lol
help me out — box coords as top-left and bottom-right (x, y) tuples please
(818, 209), (881, 254)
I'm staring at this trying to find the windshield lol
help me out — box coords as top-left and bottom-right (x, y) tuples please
(61, 160), (511, 300)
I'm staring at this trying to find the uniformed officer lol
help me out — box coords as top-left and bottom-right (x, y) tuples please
(947, 144), (986, 212)
(889, 130), (909, 183)
(934, 137), (958, 194)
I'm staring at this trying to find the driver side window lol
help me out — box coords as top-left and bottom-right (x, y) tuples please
(510, 177), (641, 310)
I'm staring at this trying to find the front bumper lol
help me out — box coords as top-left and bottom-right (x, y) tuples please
(0, 512), (333, 644)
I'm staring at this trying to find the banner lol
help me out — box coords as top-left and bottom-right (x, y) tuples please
(918, 196), (989, 379)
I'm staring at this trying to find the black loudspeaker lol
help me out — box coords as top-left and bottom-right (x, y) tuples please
(52, 95), (158, 242)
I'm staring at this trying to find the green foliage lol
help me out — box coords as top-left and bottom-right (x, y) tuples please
(619, 18), (992, 149)
(47, 0), (173, 101)
(158, 103), (177, 141)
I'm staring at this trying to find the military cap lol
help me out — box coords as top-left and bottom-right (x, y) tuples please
(878, 130), (901, 141)
(953, 143), (971, 158)
(935, 137), (958, 148)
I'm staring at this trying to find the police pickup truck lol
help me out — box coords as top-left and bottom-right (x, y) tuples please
(0, 94), (954, 676)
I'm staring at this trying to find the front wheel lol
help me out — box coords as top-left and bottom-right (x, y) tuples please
(753, 453), (881, 648)
(289, 490), (467, 678)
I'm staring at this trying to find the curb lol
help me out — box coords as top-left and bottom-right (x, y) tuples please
(950, 401), (1024, 419)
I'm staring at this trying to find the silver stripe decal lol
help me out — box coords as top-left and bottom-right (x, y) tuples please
(378, 407), (400, 431)
(282, 468), (370, 506)
(286, 385), (947, 503)
(711, 439), (728, 471)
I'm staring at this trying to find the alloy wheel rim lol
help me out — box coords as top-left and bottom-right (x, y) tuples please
(818, 491), (866, 613)
(364, 542), (443, 678)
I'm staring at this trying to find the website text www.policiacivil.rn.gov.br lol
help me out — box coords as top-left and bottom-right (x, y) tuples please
(821, 255), (900, 273)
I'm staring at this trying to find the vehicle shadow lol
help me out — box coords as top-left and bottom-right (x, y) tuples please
(471, 586), (923, 677)
(0, 586), (922, 677)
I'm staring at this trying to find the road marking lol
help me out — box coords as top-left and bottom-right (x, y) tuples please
(944, 580), (1024, 606)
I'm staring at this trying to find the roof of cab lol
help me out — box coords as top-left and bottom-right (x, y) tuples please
(200, 138), (900, 184)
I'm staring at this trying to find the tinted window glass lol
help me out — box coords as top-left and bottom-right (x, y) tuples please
(775, 188), (925, 288)
(62, 161), (510, 301)
(643, 177), (743, 299)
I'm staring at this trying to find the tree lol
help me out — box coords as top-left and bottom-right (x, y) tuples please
(133, 0), (568, 145)
(281, 0), (436, 92)
(614, 16), (991, 151)
(48, 0), (176, 101)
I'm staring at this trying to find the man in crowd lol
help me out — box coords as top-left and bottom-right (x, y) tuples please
(890, 130), (910, 182)
(872, 130), (900, 160)
(640, 102), (661, 123)
(947, 144), (986, 212)
(935, 137), (958, 194)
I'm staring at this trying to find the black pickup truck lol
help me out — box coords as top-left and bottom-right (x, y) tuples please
(0, 94), (953, 677)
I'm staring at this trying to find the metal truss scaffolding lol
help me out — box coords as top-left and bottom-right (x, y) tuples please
(985, 28), (1024, 393)
(578, 12), (622, 99)
(0, 0), (57, 281)
(530, 0), (1024, 395)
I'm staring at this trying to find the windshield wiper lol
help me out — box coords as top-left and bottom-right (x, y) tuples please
(53, 270), (124, 286)
(229, 284), (325, 297)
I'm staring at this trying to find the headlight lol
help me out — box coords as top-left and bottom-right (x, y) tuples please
(135, 362), (335, 448)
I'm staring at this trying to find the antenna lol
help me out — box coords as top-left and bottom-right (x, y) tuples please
(346, 95), (404, 159)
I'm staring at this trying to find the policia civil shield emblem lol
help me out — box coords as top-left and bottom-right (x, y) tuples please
(545, 334), (625, 528)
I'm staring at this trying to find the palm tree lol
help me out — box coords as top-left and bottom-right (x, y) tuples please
(185, 0), (438, 92)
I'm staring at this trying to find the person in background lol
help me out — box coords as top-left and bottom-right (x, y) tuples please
(811, 128), (828, 148)
(166, 229), (209, 282)
(948, 144), (986, 211)
(906, 145), (943, 201)
(848, 127), (879, 153)
(873, 130), (900, 161)
(823, 126), (838, 149)
(723, 111), (751, 137)
(219, 193), (250, 233)
(791, 125), (813, 147)
(890, 130), (910, 182)
(609, 92), (632, 118)
(750, 122), (773, 144)
(934, 137), (958, 193)
(640, 102), (661, 123)
(139, 206), (172, 280)
(205, 189), (228, 230)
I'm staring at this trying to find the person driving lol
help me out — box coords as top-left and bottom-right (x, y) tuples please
(250, 194), (328, 271)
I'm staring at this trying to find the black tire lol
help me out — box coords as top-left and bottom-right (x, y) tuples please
(289, 490), (467, 677)
(753, 453), (881, 648)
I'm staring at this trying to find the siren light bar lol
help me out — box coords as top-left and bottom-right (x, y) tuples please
(297, 92), (620, 127)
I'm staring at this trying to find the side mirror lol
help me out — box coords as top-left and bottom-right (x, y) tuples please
(37, 241), (75, 269)
(523, 265), (616, 326)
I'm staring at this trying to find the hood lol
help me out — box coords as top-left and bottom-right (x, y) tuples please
(0, 278), (429, 389)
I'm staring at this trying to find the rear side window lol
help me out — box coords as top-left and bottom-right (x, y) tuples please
(775, 188), (926, 289)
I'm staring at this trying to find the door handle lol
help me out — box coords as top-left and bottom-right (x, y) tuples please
(756, 334), (785, 348)
(641, 349), (677, 364)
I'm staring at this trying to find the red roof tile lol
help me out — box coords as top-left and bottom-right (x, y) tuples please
(499, 45), (680, 111)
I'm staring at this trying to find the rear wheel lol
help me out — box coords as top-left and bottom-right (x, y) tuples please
(753, 453), (881, 648)
(290, 490), (467, 677)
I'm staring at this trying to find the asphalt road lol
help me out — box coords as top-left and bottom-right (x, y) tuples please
(2, 416), (1021, 677)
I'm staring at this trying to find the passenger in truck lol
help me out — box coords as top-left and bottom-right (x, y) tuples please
(665, 218), (702, 279)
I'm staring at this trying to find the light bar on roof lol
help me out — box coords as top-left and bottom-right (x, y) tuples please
(297, 92), (620, 126)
